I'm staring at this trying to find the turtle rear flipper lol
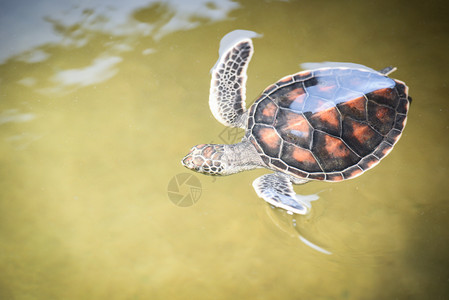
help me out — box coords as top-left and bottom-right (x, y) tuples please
(209, 39), (253, 128)
(379, 66), (397, 76)
(252, 173), (317, 215)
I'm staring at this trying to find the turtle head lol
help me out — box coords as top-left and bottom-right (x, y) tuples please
(182, 144), (230, 176)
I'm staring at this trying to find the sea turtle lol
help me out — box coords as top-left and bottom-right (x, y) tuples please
(182, 37), (411, 215)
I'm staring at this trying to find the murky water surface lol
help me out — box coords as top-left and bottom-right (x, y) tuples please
(1, 0), (448, 299)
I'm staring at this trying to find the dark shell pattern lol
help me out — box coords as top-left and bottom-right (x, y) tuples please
(247, 67), (411, 181)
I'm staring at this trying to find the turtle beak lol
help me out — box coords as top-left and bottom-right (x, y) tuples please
(181, 152), (193, 169)
(182, 147), (202, 172)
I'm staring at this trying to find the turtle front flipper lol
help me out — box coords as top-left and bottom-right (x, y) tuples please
(252, 173), (317, 215)
(209, 39), (253, 128)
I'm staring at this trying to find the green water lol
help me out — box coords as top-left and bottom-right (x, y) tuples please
(1, 0), (448, 299)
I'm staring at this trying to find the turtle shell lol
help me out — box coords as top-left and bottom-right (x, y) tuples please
(247, 67), (411, 181)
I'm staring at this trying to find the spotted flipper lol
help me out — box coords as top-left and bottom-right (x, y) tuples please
(253, 173), (317, 215)
(209, 39), (253, 128)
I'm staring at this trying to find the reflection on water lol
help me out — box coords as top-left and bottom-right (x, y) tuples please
(301, 62), (378, 73)
(0, 0), (240, 63)
(42, 56), (123, 94)
(1, 0), (448, 299)
(0, 109), (35, 125)
(16, 49), (51, 63)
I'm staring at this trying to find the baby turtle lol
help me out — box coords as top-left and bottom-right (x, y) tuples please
(182, 37), (411, 215)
